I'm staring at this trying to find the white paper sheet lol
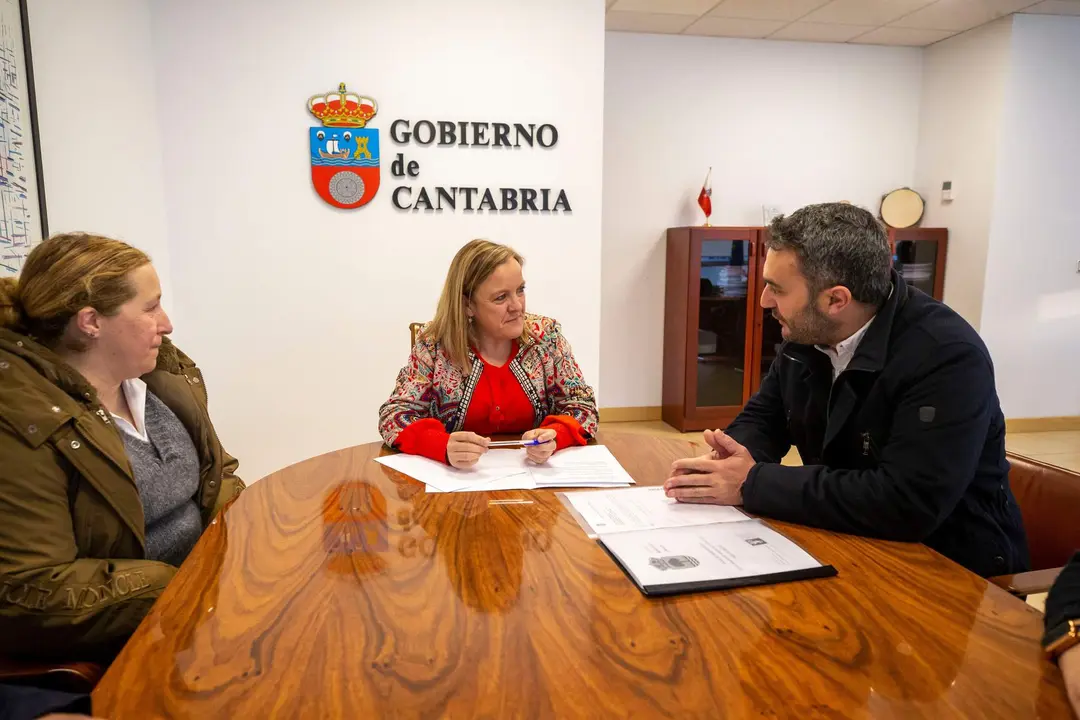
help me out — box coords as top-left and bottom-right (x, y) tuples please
(374, 452), (527, 492)
(530, 446), (637, 487)
(599, 520), (824, 588)
(422, 473), (540, 494)
(562, 486), (748, 537)
(374, 445), (635, 493)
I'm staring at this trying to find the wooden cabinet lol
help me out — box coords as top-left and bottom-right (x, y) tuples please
(662, 227), (762, 432)
(889, 227), (948, 301)
(662, 225), (948, 432)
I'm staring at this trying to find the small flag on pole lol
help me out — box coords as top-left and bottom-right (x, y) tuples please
(698, 167), (712, 226)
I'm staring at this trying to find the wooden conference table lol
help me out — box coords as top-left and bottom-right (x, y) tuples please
(94, 430), (1071, 718)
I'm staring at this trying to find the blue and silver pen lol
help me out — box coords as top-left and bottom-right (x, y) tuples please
(487, 437), (554, 448)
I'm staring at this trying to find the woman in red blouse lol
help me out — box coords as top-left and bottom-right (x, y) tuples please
(378, 239), (598, 468)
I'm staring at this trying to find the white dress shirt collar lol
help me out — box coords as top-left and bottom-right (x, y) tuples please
(111, 377), (149, 442)
(815, 316), (875, 382)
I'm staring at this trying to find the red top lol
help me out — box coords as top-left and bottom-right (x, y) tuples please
(394, 343), (586, 463)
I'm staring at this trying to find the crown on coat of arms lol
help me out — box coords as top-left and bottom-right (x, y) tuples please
(308, 83), (377, 128)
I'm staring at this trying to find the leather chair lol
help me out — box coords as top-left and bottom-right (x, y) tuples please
(989, 452), (1080, 597)
(0, 657), (103, 693)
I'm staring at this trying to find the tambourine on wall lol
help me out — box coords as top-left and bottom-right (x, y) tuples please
(879, 187), (925, 229)
(878, 187), (948, 302)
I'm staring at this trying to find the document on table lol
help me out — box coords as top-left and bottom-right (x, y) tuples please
(558, 486), (749, 538)
(374, 445), (635, 493)
(530, 446), (636, 487)
(598, 519), (837, 597)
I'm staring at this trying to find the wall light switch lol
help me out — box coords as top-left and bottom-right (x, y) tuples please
(942, 181), (954, 202)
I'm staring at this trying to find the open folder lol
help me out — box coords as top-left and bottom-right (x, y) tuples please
(598, 520), (836, 597)
(559, 487), (836, 597)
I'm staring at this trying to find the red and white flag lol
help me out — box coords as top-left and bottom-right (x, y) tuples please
(697, 167), (712, 219)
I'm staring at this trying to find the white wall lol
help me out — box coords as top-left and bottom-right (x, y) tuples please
(146, 0), (605, 480)
(30, 2), (1079, 464)
(601, 33), (922, 409)
(979, 13), (1080, 418)
(914, 18), (1013, 329)
(27, 0), (173, 302)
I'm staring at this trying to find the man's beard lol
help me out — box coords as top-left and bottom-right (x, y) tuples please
(773, 304), (838, 346)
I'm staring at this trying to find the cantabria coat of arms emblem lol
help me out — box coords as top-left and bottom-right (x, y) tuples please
(308, 83), (380, 209)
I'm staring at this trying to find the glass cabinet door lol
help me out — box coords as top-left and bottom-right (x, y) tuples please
(893, 239), (938, 297)
(889, 228), (947, 300)
(696, 239), (752, 408)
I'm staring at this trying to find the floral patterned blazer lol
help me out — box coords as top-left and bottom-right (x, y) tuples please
(379, 314), (598, 446)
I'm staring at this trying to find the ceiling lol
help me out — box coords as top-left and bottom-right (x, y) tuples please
(605, 0), (1080, 46)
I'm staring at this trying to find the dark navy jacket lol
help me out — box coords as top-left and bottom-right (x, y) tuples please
(728, 271), (1029, 578)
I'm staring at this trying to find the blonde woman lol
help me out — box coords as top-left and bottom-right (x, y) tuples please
(379, 239), (598, 469)
(0, 233), (243, 661)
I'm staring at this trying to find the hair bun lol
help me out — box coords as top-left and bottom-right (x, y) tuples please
(0, 276), (25, 330)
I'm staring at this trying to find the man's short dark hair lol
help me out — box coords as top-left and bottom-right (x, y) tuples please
(766, 202), (892, 306)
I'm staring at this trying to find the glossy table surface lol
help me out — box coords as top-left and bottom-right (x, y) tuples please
(94, 430), (1071, 718)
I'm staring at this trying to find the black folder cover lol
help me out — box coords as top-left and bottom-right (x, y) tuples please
(598, 539), (838, 598)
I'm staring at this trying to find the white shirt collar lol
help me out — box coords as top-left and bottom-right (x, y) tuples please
(815, 316), (875, 381)
(111, 378), (149, 442)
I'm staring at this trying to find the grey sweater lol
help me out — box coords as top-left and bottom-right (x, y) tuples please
(119, 391), (202, 566)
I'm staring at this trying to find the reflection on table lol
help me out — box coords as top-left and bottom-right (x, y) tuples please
(93, 431), (1072, 718)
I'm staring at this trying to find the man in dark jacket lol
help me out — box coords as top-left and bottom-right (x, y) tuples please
(663, 202), (1029, 578)
(1044, 552), (1080, 715)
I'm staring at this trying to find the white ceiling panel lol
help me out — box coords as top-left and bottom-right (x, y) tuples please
(610, 0), (724, 16)
(893, 0), (1040, 30)
(852, 25), (958, 43)
(1017, 0), (1080, 13)
(684, 16), (789, 36)
(708, 0), (831, 21)
(801, 0), (938, 25)
(605, 0), (1066, 46)
(606, 10), (698, 33)
(769, 21), (878, 40)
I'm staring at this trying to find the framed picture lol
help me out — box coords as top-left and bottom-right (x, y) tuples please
(0, 0), (47, 276)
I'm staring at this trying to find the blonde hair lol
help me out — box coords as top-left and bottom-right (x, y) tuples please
(0, 233), (151, 351)
(425, 239), (526, 370)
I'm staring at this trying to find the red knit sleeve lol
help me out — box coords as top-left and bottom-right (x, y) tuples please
(540, 415), (587, 451)
(395, 418), (451, 464)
